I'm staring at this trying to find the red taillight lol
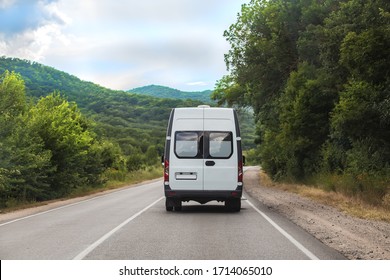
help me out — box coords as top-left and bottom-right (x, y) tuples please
(238, 160), (243, 184)
(164, 159), (169, 182)
(166, 191), (176, 196)
(231, 191), (240, 197)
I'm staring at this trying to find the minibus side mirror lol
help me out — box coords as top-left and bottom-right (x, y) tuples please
(243, 156), (246, 166)
(161, 155), (164, 166)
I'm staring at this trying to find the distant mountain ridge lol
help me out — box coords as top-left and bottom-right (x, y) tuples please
(129, 85), (214, 103)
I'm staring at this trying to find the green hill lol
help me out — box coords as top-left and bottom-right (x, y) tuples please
(0, 57), (202, 157)
(129, 85), (214, 103)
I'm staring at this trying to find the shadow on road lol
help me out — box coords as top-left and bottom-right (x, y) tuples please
(167, 204), (249, 214)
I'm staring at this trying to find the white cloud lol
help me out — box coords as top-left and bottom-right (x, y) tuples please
(186, 81), (208, 87)
(0, 0), (71, 61)
(0, 0), (16, 9)
(40, 0), (71, 26)
(1, 0), (249, 91)
(58, 0), (222, 24)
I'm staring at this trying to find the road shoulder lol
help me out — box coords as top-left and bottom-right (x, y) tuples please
(0, 178), (162, 225)
(244, 166), (390, 260)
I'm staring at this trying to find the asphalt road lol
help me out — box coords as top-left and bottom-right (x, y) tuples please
(0, 168), (345, 260)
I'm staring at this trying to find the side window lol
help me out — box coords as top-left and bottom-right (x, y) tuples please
(175, 131), (201, 158)
(209, 132), (233, 158)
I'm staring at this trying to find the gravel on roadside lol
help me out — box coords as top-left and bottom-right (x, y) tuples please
(244, 166), (390, 260)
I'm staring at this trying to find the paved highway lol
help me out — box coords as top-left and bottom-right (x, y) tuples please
(0, 167), (345, 260)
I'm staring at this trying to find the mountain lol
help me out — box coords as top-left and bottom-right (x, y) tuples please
(129, 85), (214, 103)
(0, 57), (202, 157)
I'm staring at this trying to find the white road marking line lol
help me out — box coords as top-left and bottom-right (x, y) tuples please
(246, 199), (320, 260)
(73, 196), (164, 260)
(0, 180), (162, 227)
(0, 196), (104, 227)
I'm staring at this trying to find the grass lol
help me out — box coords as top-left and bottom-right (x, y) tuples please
(93, 165), (162, 191)
(259, 170), (390, 223)
(68, 165), (163, 199)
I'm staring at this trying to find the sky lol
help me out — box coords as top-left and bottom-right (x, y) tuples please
(0, 0), (249, 91)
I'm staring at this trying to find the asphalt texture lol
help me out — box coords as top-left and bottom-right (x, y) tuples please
(0, 168), (345, 260)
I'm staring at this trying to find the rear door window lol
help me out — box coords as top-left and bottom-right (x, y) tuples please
(174, 131), (233, 159)
(175, 131), (202, 158)
(208, 132), (233, 159)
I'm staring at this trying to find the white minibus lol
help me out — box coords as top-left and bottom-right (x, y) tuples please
(163, 105), (244, 212)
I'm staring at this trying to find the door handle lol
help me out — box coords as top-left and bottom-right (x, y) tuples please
(205, 160), (215, 166)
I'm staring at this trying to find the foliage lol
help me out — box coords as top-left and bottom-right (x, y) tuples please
(0, 72), (123, 206)
(0, 71), (52, 203)
(212, 75), (248, 107)
(27, 93), (98, 197)
(215, 0), (390, 205)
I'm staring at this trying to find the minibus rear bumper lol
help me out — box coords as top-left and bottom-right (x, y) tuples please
(164, 185), (243, 204)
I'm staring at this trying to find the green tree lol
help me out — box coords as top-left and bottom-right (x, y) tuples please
(0, 71), (52, 205)
(223, 0), (301, 112)
(145, 145), (159, 166)
(323, 0), (390, 178)
(0, 71), (26, 137)
(28, 92), (96, 197)
(1, 114), (53, 202)
(212, 75), (248, 107)
(215, 0), (390, 188)
(330, 81), (390, 172)
(275, 63), (337, 179)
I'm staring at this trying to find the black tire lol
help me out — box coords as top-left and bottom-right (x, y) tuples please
(174, 200), (182, 211)
(234, 199), (241, 212)
(225, 198), (241, 212)
(165, 198), (174, 211)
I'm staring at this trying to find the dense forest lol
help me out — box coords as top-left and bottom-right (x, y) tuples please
(130, 85), (214, 103)
(0, 57), (255, 207)
(213, 0), (389, 206)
